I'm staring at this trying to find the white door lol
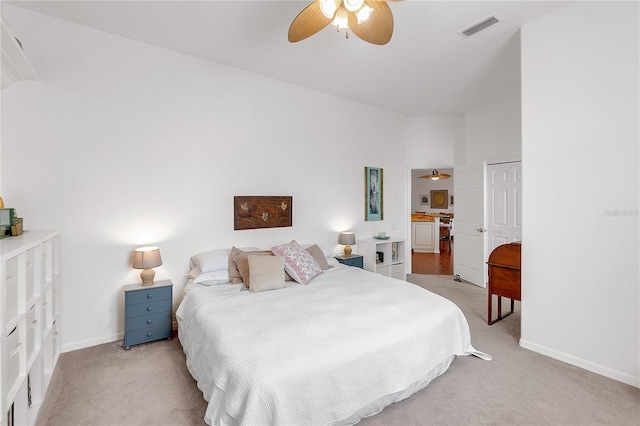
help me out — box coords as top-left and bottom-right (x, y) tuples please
(487, 162), (522, 253)
(453, 163), (486, 287)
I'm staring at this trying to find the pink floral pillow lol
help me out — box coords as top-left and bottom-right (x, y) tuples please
(271, 240), (322, 284)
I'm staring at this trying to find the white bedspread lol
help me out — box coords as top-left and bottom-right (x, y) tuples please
(177, 265), (489, 425)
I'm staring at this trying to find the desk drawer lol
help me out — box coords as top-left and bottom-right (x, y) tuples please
(125, 299), (171, 318)
(126, 286), (171, 305)
(125, 311), (171, 332)
(489, 268), (521, 300)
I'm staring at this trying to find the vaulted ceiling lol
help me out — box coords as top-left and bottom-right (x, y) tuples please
(7, 1), (570, 116)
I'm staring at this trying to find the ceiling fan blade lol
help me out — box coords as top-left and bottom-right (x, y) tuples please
(288, 1), (333, 43)
(348, 1), (394, 45)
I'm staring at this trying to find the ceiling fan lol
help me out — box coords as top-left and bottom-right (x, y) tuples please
(419, 170), (451, 180)
(288, 0), (400, 45)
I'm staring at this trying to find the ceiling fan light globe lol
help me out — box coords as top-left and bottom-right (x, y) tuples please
(332, 7), (349, 29)
(319, 0), (341, 19)
(344, 0), (365, 12)
(356, 5), (373, 24)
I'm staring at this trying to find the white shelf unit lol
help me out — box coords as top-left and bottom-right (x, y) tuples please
(1, 231), (60, 426)
(358, 238), (406, 280)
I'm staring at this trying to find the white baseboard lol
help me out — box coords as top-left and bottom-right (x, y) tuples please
(61, 332), (123, 353)
(519, 338), (640, 388)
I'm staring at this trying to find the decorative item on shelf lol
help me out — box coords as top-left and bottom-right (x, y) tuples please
(419, 169), (451, 180)
(338, 232), (356, 257)
(376, 251), (384, 264)
(132, 246), (162, 286)
(11, 217), (23, 236)
(0, 207), (17, 239)
(365, 166), (383, 221)
(375, 231), (390, 240)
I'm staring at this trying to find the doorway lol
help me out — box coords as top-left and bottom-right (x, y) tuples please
(410, 168), (454, 275)
(452, 160), (522, 287)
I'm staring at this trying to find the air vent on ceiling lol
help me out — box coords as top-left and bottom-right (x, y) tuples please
(459, 15), (500, 37)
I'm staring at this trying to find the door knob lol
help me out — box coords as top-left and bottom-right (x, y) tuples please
(475, 228), (487, 233)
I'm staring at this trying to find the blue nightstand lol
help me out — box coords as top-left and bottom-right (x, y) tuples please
(123, 280), (173, 350)
(334, 254), (364, 269)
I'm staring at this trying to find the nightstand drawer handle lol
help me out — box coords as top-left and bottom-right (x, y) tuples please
(147, 332), (153, 337)
(146, 294), (153, 299)
(146, 306), (153, 311)
(147, 319), (152, 324)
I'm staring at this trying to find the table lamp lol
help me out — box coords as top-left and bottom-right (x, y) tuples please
(132, 246), (162, 286)
(338, 232), (356, 257)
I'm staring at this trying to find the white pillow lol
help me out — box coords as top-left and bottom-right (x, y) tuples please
(271, 240), (322, 285)
(193, 269), (230, 285)
(190, 248), (230, 274)
(248, 255), (286, 292)
(326, 257), (340, 267)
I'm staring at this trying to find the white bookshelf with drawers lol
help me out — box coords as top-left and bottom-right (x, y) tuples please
(358, 238), (406, 280)
(1, 231), (60, 426)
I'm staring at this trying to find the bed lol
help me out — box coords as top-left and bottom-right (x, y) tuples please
(177, 248), (489, 425)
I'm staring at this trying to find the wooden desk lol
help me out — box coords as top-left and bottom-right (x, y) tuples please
(487, 242), (521, 325)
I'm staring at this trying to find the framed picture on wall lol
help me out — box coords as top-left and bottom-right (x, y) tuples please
(431, 190), (448, 209)
(420, 194), (429, 205)
(365, 166), (383, 221)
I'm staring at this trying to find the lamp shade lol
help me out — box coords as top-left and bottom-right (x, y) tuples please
(132, 246), (162, 269)
(338, 232), (356, 246)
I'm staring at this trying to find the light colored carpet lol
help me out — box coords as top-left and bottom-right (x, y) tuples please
(36, 274), (639, 425)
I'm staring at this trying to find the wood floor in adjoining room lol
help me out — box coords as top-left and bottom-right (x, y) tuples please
(411, 241), (453, 275)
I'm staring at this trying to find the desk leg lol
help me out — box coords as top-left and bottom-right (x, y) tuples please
(489, 296), (515, 325)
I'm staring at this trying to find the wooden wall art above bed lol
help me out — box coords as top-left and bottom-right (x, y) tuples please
(234, 196), (293, 230)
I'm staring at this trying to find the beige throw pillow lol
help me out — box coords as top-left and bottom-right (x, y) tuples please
(248, 255), (286, 292)
(228, 246), (244, 284)
(233, 250), (273, 287)
(305, 244), (331, 270)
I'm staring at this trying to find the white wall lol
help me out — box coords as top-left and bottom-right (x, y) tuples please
(457, 96), (522, 165)
(405, 116), (459, 170)
(1, 6), (407, 351)
(520, 1), (639, 387)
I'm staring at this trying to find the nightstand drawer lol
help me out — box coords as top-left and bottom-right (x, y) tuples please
(125, 311), (172, 332)
(124, 323), (171, 347)
(125, 286), (172, 305)
(335, 255), (364, 269)
(125, 299), (171, 318)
